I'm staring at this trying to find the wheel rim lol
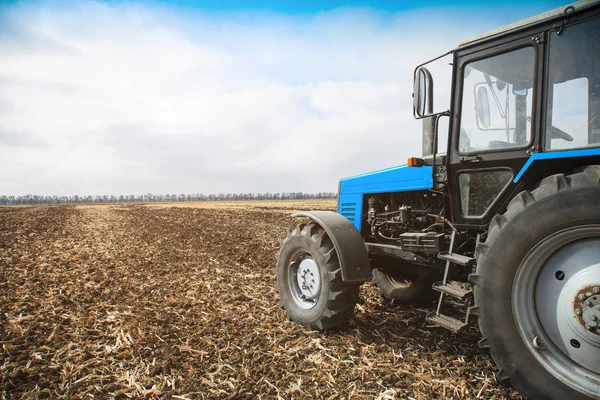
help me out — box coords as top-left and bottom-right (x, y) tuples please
(513, 225), (600, 397)
(287, 250), (321, 310)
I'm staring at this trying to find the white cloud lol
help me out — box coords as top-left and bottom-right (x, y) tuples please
(0, 1), (551, 196)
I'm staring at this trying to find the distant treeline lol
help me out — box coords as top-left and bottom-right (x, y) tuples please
(0, 192), (338, 205)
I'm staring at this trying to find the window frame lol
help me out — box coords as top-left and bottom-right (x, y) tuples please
(455, 43), (539, 156)
(542, 16), (598, 152)
(457, 167), (515, 217)
(447, 33), (544, 227)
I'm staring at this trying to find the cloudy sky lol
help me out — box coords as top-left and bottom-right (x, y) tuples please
(0, 0), (566, 196)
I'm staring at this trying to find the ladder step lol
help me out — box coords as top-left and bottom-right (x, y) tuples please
(432, 281), (472, 300)
(426, 313), (468, 333)
(438, 252), (476, 267)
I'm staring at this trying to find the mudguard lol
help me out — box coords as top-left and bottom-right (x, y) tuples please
(291, 211), (372, 283)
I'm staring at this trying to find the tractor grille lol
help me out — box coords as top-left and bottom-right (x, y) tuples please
(340, 202), (357, 224)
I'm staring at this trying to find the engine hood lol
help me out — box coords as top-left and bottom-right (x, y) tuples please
(340, 164), (433, 195)
(337, 164), (433, 231)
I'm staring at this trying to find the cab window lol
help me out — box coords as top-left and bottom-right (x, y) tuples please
(459, 47), (535, 153)
(545, 18), (600, 150)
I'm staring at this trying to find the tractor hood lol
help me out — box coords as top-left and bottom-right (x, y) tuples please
(337, 164), (433, 231)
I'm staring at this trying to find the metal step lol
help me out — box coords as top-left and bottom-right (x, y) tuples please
(426, 313), (468, 333)
(438, 252), (476, 267)
(432, 281), (472, 300)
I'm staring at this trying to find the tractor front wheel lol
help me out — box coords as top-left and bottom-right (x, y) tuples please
(472, 166), (600, 399)
(275, 223), (360, 330)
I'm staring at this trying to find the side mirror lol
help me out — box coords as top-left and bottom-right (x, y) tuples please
(475, 85), (490, 128)
(413, 67), (433, 118)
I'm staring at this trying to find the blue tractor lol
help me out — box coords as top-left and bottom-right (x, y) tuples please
(275, 1), (600, 399)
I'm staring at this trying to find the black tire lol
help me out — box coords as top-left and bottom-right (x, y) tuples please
(275, 223), (360, 330)
(471, 166), (600, 400)
(372, 260), (432, 302)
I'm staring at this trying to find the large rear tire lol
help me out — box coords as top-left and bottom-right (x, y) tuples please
(471, 166), (600, 399)
(275, 223), (360, 330)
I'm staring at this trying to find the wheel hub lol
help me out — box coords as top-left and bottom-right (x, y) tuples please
(574, 286), (600, 335)
(287, 252), (322, 310)
(297, 258), (321, 300)
(535, 238), (600, 376)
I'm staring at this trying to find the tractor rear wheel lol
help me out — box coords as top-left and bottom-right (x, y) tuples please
(275, 223), (360, 330)
(471, 166), (600, 399)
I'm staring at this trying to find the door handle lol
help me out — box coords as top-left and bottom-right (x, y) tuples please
(460, 156), (483, 163)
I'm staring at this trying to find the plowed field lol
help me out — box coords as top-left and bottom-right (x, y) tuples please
(0, 203), (520, 399)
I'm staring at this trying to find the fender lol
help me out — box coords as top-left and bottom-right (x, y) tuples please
(292, 210), (372, 283)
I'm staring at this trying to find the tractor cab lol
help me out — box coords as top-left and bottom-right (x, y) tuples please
(414, 1), (600, 227)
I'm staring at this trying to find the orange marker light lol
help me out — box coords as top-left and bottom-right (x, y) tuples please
(407, 157), (425, 167)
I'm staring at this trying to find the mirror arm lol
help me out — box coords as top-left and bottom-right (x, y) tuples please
(432, 116), (438, 168)
(424, 110), (450, 118)
(413, 50), (454, 74)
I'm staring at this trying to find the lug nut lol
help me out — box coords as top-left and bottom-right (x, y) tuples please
(578, 294), (585, 301)
(586, 292), (593, 298)
(585, 324), (592, 330)
(576, 309), (582, 316)
(593, 287), (599, 294)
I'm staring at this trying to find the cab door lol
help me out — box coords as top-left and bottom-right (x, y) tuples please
(447, 35), (543, 228)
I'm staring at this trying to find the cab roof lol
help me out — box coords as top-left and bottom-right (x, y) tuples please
(458, 0), (600, 48)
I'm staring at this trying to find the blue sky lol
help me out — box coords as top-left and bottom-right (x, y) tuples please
(134, 0), (566, 13)
(0, 0), (570, 196)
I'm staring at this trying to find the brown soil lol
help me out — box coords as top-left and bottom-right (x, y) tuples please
(0, 203), (521, 399)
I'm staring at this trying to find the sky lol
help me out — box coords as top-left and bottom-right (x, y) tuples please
(0, 0), (568, 196)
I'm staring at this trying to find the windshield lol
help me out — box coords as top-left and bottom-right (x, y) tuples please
(459, 46), (535, 153)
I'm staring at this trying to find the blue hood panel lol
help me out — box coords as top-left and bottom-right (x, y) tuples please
(337, 164), (433, 231)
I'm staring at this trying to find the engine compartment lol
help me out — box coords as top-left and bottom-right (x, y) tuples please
(364, 190), (475, 282)
(365, 191), (445, 244)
